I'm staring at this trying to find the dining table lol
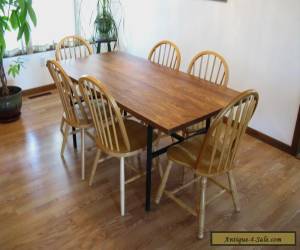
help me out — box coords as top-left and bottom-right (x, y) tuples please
(60, 51), (241, 211)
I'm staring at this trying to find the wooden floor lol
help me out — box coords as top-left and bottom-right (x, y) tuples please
(0, 90), (299, 250)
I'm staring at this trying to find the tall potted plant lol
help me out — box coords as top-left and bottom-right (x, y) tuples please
(0, 0), (36, 122)
(94, 0), (117, 41)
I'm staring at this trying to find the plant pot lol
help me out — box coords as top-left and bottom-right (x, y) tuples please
(0, 86), (22, 122)
(95, 14), (117, 41)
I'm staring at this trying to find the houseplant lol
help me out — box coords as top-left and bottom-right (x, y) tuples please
(94, 0), (118, 41)
(0, 0), (37, 122)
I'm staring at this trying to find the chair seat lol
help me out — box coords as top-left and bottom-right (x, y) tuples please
(185, 121), (206, 134)
(167, 134), (226, 176)
(63, 103), (92, 128)
(64, 100), (113, 129)
(96, 119), (158, 156)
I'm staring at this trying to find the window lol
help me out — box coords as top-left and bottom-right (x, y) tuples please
(4, 0), (122, 57)
(31, 0), (75, 48)
(77, 0), (98, 40)
(5, 0), (77, 56)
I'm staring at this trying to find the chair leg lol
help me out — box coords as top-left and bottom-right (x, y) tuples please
(181, 168), (186, 185)
(81, 128), (85, 180)
(89, 149), (101, 186)
(120, 157), (125, 216)
(60, 117), (65, 134)
(198, 177), (207, 239)
(137, 154), (143, 173)
(154, 135), (162, 177)
(158, 162), (163, 179)
(227, 171), (241, 212)
(155, 161), (173, 204)
(61, 124), (69, 157)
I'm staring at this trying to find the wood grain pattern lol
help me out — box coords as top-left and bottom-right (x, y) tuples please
(0, 91), (299, 249)
(60, 52), (240, 134)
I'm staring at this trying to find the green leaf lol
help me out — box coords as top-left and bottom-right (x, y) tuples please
(27, 4), (36, 26)
(17, 0), (25, 11)
(10, 10), (19, 29)
(0, 33), (6, 57)
(23, 22), (30, 45)
(19, 5), (27, 25)
(0, 16), (10, 31)
(8, 67), (13, 76)
(17, 23), (24, 40)
(0, 4), (5, 15)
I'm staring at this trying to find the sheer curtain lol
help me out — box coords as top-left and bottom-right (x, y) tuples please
(5, 30), (20, 50)
(31, 0), (75, 50)
(76, 0), (125, 51)
(76, 0), (98, 40)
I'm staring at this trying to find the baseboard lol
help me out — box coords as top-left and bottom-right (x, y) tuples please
(291, 105), (300, 157)
(22, 84), (56, 96)
(246, 127), (292, 155)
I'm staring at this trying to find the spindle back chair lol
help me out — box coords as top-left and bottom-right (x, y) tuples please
(184, 51), (230, 136)
(187, 50), (229, 86)
(197, 90), (258, 175)
(47, 60), (92, 180)
(148, 40), (181, 70)
(156, 90), (259, 239)
(78, 76), (158, 216)
(79, 76), (130, 155)
(55, 35), (93, 61)
(47, 60), (88, 127)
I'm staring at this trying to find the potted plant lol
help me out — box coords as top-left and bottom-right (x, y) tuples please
(94, 0), (118, 41)
(0, 0), (37, 122)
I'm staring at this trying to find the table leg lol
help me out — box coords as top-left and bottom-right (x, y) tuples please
(206, 117), (211, 132)
(97, 42), (101, 54)
(145, 125), (153, 211)
(72, 127), (77, 149)
(108, 42), (112, 52)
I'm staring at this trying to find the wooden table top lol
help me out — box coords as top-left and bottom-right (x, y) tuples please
(60, 52), (241, 133)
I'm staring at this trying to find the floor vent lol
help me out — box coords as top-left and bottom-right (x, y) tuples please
(28, 92), (52, 99)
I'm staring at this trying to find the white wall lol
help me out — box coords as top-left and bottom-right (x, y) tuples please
(4, 51), (54, 89)
(122, 0), (300, 145)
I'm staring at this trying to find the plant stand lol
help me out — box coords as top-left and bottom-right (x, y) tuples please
(96, 38), (117, 53)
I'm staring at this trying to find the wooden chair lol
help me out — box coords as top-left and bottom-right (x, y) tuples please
(187, 50), (229, 86)
(47, 60), (93, 180)
(156, 90), (259, 239)
(148, 40), (181, 152)
(184, 51), (230, 136)
(55, 35), (93, 61)
(55, 35), (93, 139)
(148, 40), (181, 70)
(78, 76), (158, 216)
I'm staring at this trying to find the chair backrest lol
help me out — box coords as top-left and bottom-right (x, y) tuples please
(46, 60), (88, 126)
(148, 40), (181, 70)
(187, 50), (229, 86)
(55, 35), (93, 61)
(196, 90), (259, 175)
(78, 76), (130, 153)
